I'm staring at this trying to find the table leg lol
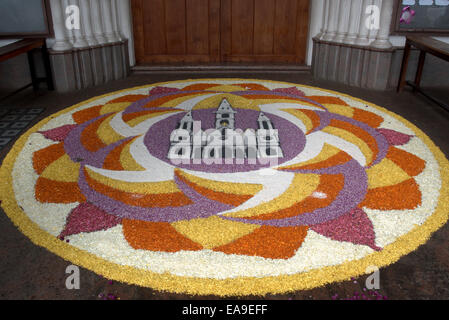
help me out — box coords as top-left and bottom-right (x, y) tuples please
(27, 50), (39, 91)
(397, 40), (411, 93)
(413, 50), (426, 93)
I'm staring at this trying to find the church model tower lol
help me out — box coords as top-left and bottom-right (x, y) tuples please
(167, 99), (284, 161)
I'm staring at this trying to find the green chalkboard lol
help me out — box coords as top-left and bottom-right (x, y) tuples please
(0, 0), (52, 38)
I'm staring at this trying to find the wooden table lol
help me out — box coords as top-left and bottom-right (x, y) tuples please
(397, 36), (449, 112)
(0, 38), (54, 100)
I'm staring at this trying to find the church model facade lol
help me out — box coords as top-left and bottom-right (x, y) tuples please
(167, 99), (284, 162)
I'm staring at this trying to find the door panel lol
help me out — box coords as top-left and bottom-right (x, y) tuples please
(131, 0), (309, 65)
(132, 0), (220, 64)
(221, 0), (310, 64)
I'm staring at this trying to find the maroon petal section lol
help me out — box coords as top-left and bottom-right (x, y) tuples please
(272, 86), (305, 97)
(39, 124), (78, 142)
(149, 86), (181, 96)
(59, 202), (121, 238)
(310, 207), (381, 251)
(377, 128), (413, 146)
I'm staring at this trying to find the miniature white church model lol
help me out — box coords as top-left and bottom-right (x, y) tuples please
(167, 99), (284, 162)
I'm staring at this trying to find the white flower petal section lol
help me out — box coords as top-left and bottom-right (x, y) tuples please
(182, 169), (295, 214)
(176, 93), (220, 110)
(109, 111), (183, 137)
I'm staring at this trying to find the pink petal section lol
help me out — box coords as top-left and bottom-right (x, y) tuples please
(59, 202), (121, 238)
(149, 86), (181, 96)
(39, 124), (77, 142)
(310, 207), (381, 251)
(377, 128), (413, 146)
(272, 87), (305, 97)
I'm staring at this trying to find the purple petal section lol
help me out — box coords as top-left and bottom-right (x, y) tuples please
(222, 159), (368, 227)
(311, 207), (381, 251)
(77, 167), (233, 222)
(377, 128), (413, 146)
(39, 124), (77, 142)
(59, 202), (121, 238)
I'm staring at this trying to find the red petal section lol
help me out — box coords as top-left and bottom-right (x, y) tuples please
(377, 128), (413, 146)
(149, 86), (181, 96)
(39, 125), (77, 142)
(272, 87), (305, 97)
(311, 207), (381, 251)
(59, 202), (121, 238)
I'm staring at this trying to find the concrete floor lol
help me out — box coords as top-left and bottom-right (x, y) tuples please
(1, 72), (449, 300)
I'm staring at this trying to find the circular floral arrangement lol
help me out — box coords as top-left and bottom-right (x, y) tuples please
(1, 79), (448, 296)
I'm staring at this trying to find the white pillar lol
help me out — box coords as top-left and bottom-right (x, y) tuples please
(90, 0), (107, 44)
(322, 0), (340, 41)
(69, 0), (89, 48)
(371, 0), (394, 49)
(101, 0), (120, 43)
(368, 0), (381, 41)
(355, 0), (373, 46)
(62, 0), (75, 44)
(334, 0), (351, 43)
(345, 0), (363, 44)
(117, 0), (135, 66)
(315, 0), (327, 39)
(79, 0), (97, 46)
(111, 0), (123, 41)
(50, 0), (73, 51)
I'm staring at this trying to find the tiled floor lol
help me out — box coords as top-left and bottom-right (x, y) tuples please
(0, 72), (449, 300)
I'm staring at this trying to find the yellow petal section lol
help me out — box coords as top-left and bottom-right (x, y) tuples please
(206, 85), (247, 92)
(282, 109), (314, 133)
(119, 141), (147, 171)
(96, 114), (125, 145)
(41, 154), (80, 182)
(322, 104), (354, 117)
(84, 167), (179, 194)
(366, 158), (411, 189)
(171, 216), (260, 249)
(100, 102), (131, 115)
(193, 94), (260, 110)
(279, 143), (341, 170)
(322, 126), (373, 165)
(225, 173), (320, 218)
(177, 170), (262, 195)
(126, 110), (179, 127)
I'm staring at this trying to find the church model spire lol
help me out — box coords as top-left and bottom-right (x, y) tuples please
(214, 98), (237, 130)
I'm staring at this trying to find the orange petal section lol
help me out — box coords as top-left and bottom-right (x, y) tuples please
(360, 178), (422, 210)
(72, 105), (102, 124)
(307, 96), (349, 106)
(80, 117), (107, 152)
(281, 152), (351, 171)
(352, 109), (383, 128)
(300, 109), (322, 133)
(214, 225), (309, 259)
(245, 174), (344, 221)
(35, 177), (86, 203)
(102, 140), (128, 171)
(329, 119), (379, 165)
(386, 146), (426, 177)
(32, 143), (66, 175)
(232, 83), (269, 91)
(84, 168), (192, 207)
(122, 219), (203, 252)
(107, 94), (148, 104)
(175, 171), (253, 207)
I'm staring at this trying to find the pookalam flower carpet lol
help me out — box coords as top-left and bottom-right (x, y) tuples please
(1, 79), (448, 296)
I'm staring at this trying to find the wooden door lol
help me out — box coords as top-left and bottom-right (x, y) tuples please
(221, 0), (309, 64)
(132, 0), (221, 64)
(131, 0), (310, 65)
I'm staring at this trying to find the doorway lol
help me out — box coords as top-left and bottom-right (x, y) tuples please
(131, 0), (310, 65)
